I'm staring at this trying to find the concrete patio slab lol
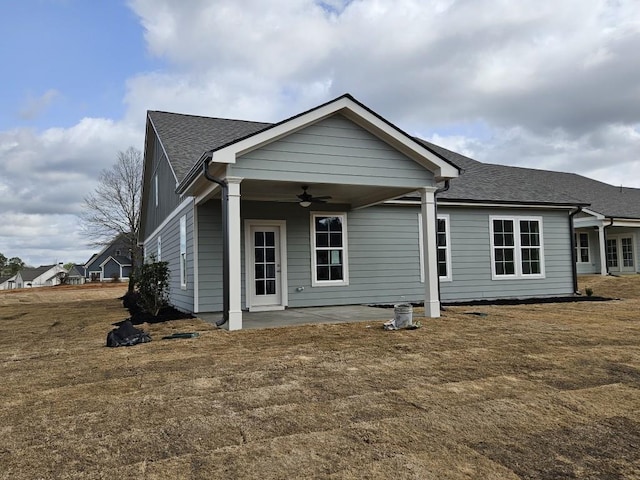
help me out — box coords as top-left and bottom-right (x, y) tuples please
(198, 305), (394, 330)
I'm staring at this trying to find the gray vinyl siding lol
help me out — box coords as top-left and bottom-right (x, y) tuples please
(195, 201), (576, 313)
(197, 201), (224, 312)
(103, 259), (121, 280)
(440, 207), (575, 301)
(197, 200), (425, 312)
(143, 133), (181, 239)
(229, 114), (435, 188)
(147, 201), (195, 313)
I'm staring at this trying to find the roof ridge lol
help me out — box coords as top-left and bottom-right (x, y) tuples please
(148, 110), (273, 125)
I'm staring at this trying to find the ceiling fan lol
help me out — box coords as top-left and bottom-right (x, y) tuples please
(297, 185), (332, 207)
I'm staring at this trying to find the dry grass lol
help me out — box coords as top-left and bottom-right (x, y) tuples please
(1, 276), (639, 479)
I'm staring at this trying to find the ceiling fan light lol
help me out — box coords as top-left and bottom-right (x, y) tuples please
(299, 200), (312, 208)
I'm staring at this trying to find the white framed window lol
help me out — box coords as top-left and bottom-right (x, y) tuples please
(418, 214), (452, 282)
(490, 216), (545, 279)
(157, 236), (162, 261)
(310, 212), (349, 286)
(180, 215), (187, 288)
(575, 232), (590, 263)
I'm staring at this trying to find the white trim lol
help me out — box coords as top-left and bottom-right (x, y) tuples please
(226, 177), (243, 330)
(388, 199), (578, 210)
(156, 236), (162, 261)
(310, 212), (349, 287)
(141, 197), (194, 247)
(208, 96), (458, 180)
(154, 174), (159, 208)
(99, 256), (131, 268)
(581, 208), (605, 220)
(193, 204), (200, 312)
(418, 213), (452, 282)
(244, 220), (288, 311)
(489, 216), (546, 280)
(179, 215), (187, 289)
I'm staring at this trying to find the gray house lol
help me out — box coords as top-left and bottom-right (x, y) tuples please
(140, 94), (590, 330)
(84, 234), (133, 282)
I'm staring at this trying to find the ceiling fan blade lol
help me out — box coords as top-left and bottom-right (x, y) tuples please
(312, 195), (332, 200)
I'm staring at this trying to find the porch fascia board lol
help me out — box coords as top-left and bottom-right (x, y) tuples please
(208, 96), (459, 180)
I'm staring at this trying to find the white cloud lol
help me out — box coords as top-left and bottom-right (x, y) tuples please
(3, 0), (640, 266)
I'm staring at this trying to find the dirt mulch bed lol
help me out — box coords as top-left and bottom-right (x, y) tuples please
(0, 277), (639, 478)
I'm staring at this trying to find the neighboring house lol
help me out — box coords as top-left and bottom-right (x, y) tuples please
(139, 93), (591, 330)
(14, 264), (67, 288)
(0, 275), (17, 290)
(65, 264), (86, 285)
(84, 235), (133, 282)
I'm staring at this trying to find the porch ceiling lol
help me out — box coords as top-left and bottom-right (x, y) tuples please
(233, 179), (419, 209)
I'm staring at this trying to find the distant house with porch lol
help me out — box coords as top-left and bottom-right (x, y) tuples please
(0, 275), (17, 290)
(14, 264), (67, 288)
(84, 234), (134, 282)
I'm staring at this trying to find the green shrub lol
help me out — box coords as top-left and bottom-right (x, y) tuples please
(135, 257), (170, 316)
(585, 287), (593, 297)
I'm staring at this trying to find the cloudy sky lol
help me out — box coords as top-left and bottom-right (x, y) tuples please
(1, 0), (639, 267)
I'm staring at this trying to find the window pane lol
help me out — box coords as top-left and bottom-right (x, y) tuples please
(317, 266), (330, 280)
(315, 217), (329, 231)
(266, 264), (275, 279)
(437, 218), (446, 233)
(255, 247), (264, 262)
(438, 262), (447, 277)
(330, 232), (342, 247)
(330, 250), (342, 265)
(265, 231), (275, 246)
(505, 261), (515, 275)
(266, 280), (276, 295)
(265, 248), (275, 263)
(329, 216), (342, 232)
(330, 266), (343, 280)
(255, 231), (264, 246)
(317, 250), (329, 265)
(316, 232), (329, 248)
(255, 264), (264, 280)
(255, 280), (265, 295)
(437, 233), (446, 247)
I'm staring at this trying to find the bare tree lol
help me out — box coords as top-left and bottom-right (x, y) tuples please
(80, 147), (143, 292)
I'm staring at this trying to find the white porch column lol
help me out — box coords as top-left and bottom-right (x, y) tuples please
(226, 176), (243, 330)
(598, 223), (607, 276)
(420, 187), (440, 318)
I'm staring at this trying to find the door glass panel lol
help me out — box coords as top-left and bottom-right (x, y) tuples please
(254, 229), (277, 297)
(606, 239), (618, 268)
(622, 238), (634, 267)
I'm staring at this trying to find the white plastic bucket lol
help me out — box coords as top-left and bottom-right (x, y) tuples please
(393, 303), (413, 328)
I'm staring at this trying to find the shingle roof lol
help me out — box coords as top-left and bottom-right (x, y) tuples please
(417, 140), (640, 219)
(148, 111), (270, 182)
(147, 109), (640, 220)
(19, 265), (56, 282)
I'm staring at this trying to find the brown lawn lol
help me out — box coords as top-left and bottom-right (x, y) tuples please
(1, 276), (639, 479)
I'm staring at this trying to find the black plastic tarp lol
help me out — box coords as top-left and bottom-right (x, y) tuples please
(106, 320), (151, 347)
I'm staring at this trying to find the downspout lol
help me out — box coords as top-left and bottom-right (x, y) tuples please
(433, 179), (451, 306)
(604, 217), (615, 275)
(203, 157), (229, 327)
(569, 206), (582, 294)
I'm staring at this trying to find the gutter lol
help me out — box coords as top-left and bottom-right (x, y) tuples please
(569, 206), (583, 293)
(202, 157), (229, 327)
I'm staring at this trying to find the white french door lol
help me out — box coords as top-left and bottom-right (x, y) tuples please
(245, 221), (288, 311)
(607, 234), (635, 273)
